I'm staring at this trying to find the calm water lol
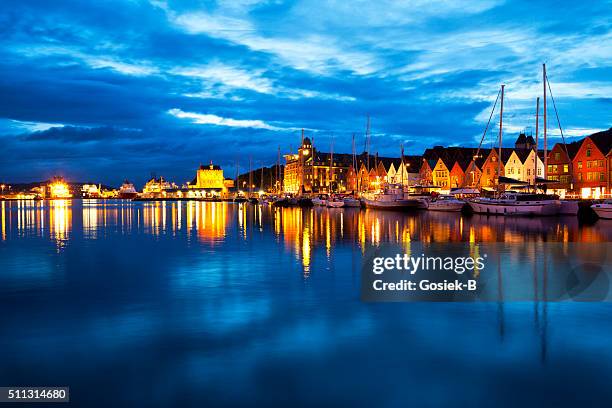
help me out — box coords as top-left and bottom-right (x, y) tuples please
(1, 199), (611, 407)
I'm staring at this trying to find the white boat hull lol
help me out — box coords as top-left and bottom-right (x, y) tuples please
(592, 204), (612, 219)
(312, 198), (326, 206)
(559, 200), (579, 215)
(362, 198), (420, 210)
(327, 201), (344, 208)
(468, 199), (560, 216)
(428, 201), (465, 212)
(343, 198), (361, 207)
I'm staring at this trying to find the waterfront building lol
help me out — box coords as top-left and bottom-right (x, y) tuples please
(82, 184), (101, 198)
(546, 141), (581, 197)
(386, 156), (421, 185)
(283, 135), (400, 194)
(187, 163), (234, 198)
(571, 129), (612, 198)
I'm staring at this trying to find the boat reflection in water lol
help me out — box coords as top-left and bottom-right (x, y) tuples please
(0, 199), (611, 407)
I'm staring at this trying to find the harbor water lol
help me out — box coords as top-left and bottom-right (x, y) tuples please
(1, 199), (611, 407)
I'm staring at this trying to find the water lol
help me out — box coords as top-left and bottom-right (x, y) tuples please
(1, 199), (611, 407)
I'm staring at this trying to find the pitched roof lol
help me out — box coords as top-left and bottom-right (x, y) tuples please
(588, 128), (612, 155)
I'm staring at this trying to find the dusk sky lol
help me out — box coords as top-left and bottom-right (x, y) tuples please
(1, 0), (610, 186)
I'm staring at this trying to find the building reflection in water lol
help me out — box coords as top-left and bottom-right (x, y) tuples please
(1, 200), (610, 262)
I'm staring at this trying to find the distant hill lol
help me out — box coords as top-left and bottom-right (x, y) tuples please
(237, 165), (284, 192)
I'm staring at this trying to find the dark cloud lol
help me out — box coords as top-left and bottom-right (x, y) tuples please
(0, 0), (609, 185)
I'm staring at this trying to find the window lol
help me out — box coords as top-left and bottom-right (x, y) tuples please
(578, 161), (582, 169)
(527, 169), (531, 176)
(587, 161), (592, 168)
(600, 172), (605, 181)
(586, 149), (591, 157)
(598, 160), (604, 167)
(563, 164), (569, 173)
(578, 173), (582, 181)
(518, 168), (521, 175)
(555, 152), (560, 160)
(547, 165), (553, 173)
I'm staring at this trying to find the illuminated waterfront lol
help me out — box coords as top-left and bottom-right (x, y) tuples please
(1, 200), (612, 406)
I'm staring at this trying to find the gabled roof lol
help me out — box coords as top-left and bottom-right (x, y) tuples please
(514, 149), (532, 163)
(588, 128), (612, 156)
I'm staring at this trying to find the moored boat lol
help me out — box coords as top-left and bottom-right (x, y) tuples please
(362, 185), (420, 210)
(468, 193), (560, 216)
(343, 197), (361, 207)
(326, 197), (344, 208)
(118, 180), (138, 199)
(312, 194), (328, 206)
(591, 200), (612, 219)
(427, 195), (465, 212)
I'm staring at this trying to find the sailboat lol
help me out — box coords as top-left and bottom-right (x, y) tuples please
(468, 76), (562, 216)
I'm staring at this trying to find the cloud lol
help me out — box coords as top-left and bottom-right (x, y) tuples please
(167, 108), (297, 131)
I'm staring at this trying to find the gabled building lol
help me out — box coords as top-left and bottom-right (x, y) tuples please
(573, 128), (612, 198)
(546, 140), (581, 196)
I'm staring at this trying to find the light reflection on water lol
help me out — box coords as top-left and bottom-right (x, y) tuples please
(0, 199), (611, 407)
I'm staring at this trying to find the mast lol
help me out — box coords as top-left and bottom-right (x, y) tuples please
(366, 115), (371, 173)
(300, 129), (304, 195)
(535, 96), (540, 191)
(329, 138), (334, 193)
(260, 162), (264, 192)
(543, 63), (548, 179)
(497, 84), (505, 193)
(400, 144), (405, 188)
(249, 156), (253, 196)
(276, 146), (280, 194)
(351, 133), (356, 192)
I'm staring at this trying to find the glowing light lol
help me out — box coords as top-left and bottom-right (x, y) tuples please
(49, 180), (71, 199)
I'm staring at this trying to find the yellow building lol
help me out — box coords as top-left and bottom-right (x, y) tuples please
(187, 163), (234, 198)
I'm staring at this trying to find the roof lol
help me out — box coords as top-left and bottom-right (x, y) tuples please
(515, 133), (527, 144)
(588, 128), (612, 155)
(199, 164), (221, 170)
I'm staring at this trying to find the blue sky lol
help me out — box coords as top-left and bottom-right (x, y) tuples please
(1, 0), (610, 186)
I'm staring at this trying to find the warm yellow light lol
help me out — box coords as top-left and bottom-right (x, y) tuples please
(302, 149), (310, 156)
(49, 181), (71, 199)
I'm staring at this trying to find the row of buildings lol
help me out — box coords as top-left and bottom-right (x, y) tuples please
(282, 128), (612, 199)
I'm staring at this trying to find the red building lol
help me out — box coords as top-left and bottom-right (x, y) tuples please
(546, 140), (581, 196)
(572, 129), (612, 198)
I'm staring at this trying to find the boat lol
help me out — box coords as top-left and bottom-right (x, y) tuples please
(469, 193), (561, 216)
(592, 200), (612, 219)
(362, 185), (421, 210)
(559, 200), (579, 215)
(118, 180), (138, 199)
(326, 196), (345, 208)
(427, 195), (465, 212)
(312, 194), (328, 206)
(343, 197), (361, 207)
(467, 79), (561, 216)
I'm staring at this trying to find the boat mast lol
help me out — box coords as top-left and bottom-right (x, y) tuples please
(366, 115), (371, 174)
(300, 129), (304, 194)
(543, 63), (547, 180)
(276, 146), (280, 194)
(249, 156), (253, 197)
(351, 133), (356, 192)
(400, 144), (405, 188)
(535, 96), (540, 192)
(260, 162), (264, 192)
(497, 84), (505, 194)
(329, 138), (334, 193)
